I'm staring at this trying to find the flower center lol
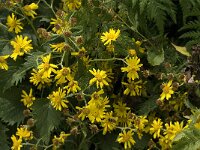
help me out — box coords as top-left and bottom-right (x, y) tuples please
(43, 63), (50, 70)
(96, 73), (103, 81)
(123, 134), (131, 142)
(163, 86), (170, 93)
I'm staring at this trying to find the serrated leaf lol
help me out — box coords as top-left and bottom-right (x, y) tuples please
(2, 52), (42, 91)
(147, 48), (164, 66)
(137, 97), (157, 115)
(171, 43), (191, 57)
(0, 122), (9, 150)
(32, 99), (62, 144)
(0, 87), (25, 125)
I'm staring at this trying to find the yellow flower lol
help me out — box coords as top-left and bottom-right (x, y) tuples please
(64, 79), (81, 94)
(149, 118), (163, 139)
(55, 67), (72, 85)
(0, 55), (9, 70)
(122, 80), (143, 96)
(21, 88), (36, 108)
(51, 17), (71, 34)
(50, 42), (66, 53)
(113, 101), (130, 118)
(89, 68), (109, 89)
(6, 13), (23, 33)
(128, 49), (136, 56)
(164, 122), (175, 140)
(48, 87), (69, 111)
(160, 80), (174, 101)
(37, 54), (58, 78)
(30, 69), (52, 90)
(16, 126), (33, 140)
(101, 111), (118, 135)
(101, 28), (120, 45)
(87, 96), (110, 123)
(159, 135), (172, 150)
(11, 135), (22, 150)
(134, 116), (148, 139)
(121, 56), (143, 80)
(106, 44), (115, 52)
(23, 3), (38, 18)
(90, 89), (104, 101)
(10, 35), (33, 61)
(52, 132), (70, 150)
(117, 130), (136, 149)
(64, 0), (81, 11)
(71, 47), (86, 58)
(135, 41), (145, 53)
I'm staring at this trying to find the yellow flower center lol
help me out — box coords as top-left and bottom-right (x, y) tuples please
(43, 63), (50, 70)
(62, 68), (70, 76)
(122, 134), (131, 142)
(107, 33), (116, 40)
(55, 96), (61, 103)
(163, 86), (170, 93)
(25, 97), (32, 103)
(95, 73), (103, 81)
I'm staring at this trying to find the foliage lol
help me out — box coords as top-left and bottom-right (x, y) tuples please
(0, 0), (199, 149)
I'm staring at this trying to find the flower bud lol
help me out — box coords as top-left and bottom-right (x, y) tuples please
(23, 109), (31, 117)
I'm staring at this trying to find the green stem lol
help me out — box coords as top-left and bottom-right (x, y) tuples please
(42, 0), (56, 16)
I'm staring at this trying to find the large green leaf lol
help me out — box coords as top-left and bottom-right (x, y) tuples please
(147, 47), (164, 66)
(0, 122), (9, 150)
(32, 99), (62, 144)
(2, 52), (42, 91)
(0, 87), (25, 125)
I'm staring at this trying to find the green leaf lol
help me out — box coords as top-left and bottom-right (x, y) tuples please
(0, 87), (25, 125)
(147, 48), (164, 66)
(0, 122), (9, 150)
(137, 97), (157, 115)
(32, 99), (62, 144)
(2, 52), (42, 91)
(171, 43), (191, 57)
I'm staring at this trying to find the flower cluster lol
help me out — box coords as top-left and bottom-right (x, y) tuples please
(0, 0), (195, 150)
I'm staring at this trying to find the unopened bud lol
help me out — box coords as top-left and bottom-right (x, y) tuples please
(23, 109), (31, 117)
(27, 118), (35, 127)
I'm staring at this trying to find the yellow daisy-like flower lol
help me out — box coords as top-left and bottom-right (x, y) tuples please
(117, 130), (136, 149)
(21, 88), (36, 108)
(113, 101), (130, 118)
(160, 80), (174, 101)
(64, 79), (81, 94)
(101, 111), (117, 135)
(121, 56), (143, 80)
(37, 54), (58, 78)
(50, 42), (66, 53)
(6, 13), (23, 34)
(122, 80), (143, 96)
(101, 28), (120, 45)
(16, 126), (33, 140)
(30, 69), (52, 90)
(64, 0), (81, 11)
(52, 132), (70, 149)
(87, 96), (110, 123)
(11, 135), (22, 150)
(55, 67), (72, 85)
(0, 55), (9, 70)
(89, 68), (109, 89)
(50, 17), (71, 35)
(10, 35), (33, 61)
(149, 118), (163, 139)
(23, 3), (38, 18)
(48, 87), (69, 111)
